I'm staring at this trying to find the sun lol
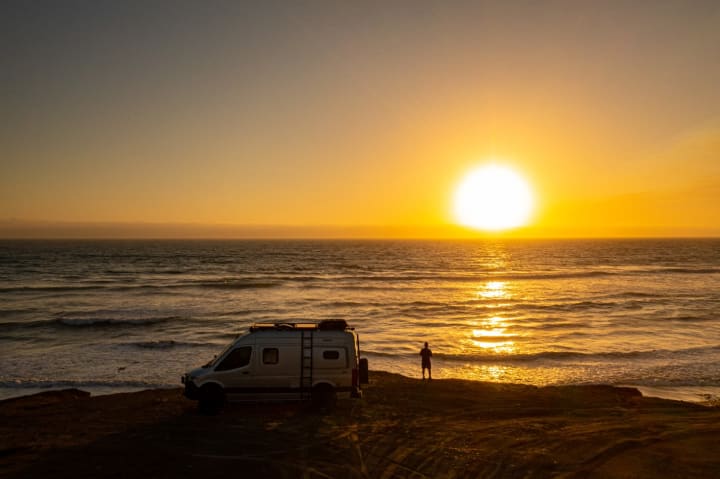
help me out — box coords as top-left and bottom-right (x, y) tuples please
(453, 164), (534, 231)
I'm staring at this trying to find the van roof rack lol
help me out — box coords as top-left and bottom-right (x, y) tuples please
(249, 319), (352, 332)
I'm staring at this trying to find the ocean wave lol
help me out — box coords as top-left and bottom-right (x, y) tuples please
(10, 266), (705, 295)
(185, 272), (623, 287)
(270, 267), (720, 284)
(319, 300), (389, 308)
(363, 345), (720, 364)
(665, 314), (718, 322)
(0, 278), (282, 294)
(651, 267), (720, 275)
(333, 285), (420, 292)
(435, 350), (590, 363)
(195, 279), (280, 290)
(0, 379), (172, 390)
(280, 271), (620, 283)
(0, 315), (182, 330)
(0, 284), (109, 293)
(0, 319), (53, 330)
(360, 350), (399, 358)
(602, 291), (665, 299)
(121, 340), (211, 349)
(55, 316), (180, 327)
(505, 299), (652, 313)
(0, 308), (38, 318)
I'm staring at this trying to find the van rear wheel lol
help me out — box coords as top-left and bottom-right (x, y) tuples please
(311, 384), (337, 410)
(359, 358), (369, 384)
(198, 384), (225, 413)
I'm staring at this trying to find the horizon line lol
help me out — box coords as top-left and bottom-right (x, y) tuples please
(1, 219), (719, 240)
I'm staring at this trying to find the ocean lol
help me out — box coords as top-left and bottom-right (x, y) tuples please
(1, 239), (719, 403)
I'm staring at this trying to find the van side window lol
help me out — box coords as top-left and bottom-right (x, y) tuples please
(263, 348), (279, 365)
(215, 346), (252, 371)
(322, 350), (340, 360)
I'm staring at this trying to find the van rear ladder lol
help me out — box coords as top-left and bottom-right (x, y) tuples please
(300, 329), (313, 399)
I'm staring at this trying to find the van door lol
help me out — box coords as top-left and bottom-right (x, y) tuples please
(211, 345), (257, 400)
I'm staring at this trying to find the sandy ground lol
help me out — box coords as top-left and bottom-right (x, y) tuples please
(2, 371), (720, 478)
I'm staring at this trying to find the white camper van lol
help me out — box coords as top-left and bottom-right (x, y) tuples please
(182, 320), (367, 409)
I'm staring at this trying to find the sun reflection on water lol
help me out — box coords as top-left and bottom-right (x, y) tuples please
(481, 315), (506, 328)
(471, 338), (516, 353)
(454, 281), (522, 361)
(478, 281), (509, 299)
(455, 364), (512, 382)
(469, 316), (517, 353)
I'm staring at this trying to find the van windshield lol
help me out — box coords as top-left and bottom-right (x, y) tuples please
(206, 340), (238, 368)
(216, 346), (252, 371)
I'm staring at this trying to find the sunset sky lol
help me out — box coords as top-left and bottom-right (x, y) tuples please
(2, 1), (719, 238)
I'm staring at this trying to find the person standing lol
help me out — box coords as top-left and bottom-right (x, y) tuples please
(420, 342), (432, 380)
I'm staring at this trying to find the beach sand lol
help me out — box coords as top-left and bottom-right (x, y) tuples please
(2, 371), (719, 478)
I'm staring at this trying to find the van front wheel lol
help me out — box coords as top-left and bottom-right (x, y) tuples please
(198, 383), (225, 413)
(311, 384), (337, 410)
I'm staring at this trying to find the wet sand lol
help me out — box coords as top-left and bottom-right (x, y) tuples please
(2, 371), (720, 478)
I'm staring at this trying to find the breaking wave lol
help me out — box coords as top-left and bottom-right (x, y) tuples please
(363, 345), (720, 364)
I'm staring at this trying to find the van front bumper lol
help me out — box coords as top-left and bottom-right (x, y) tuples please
(182, 375), (200, 400)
